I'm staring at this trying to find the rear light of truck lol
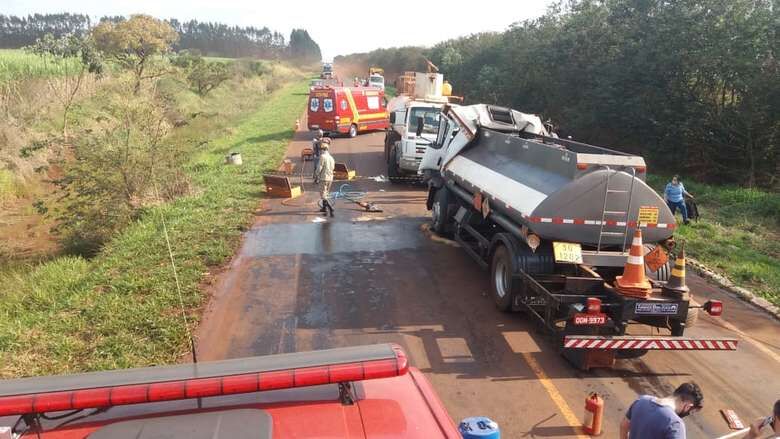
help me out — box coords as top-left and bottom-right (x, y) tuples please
(586, 297), (602, 314)
(0, 344), (408, 416)
(576, 163), (589, 170)
(703, 300), (723, 316)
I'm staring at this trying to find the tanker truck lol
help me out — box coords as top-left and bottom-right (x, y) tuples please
(419, 104), (737, 369)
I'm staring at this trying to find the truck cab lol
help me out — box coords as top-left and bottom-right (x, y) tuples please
(368, 74), (385, 90)
(385, 100), (445, 181)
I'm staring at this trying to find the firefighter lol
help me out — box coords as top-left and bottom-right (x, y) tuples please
(312, 129), (324, 172)
(314, 139), (335, 217)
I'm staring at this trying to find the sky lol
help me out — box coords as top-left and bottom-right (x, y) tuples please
(3, 0), (554, 60)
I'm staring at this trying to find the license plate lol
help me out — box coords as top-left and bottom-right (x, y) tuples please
(553, 242), (583, 264)
(635, 303), (679, 315)
(573, 313), (607, 325)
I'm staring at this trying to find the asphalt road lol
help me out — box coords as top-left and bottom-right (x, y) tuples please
(196, 126), (780, 438)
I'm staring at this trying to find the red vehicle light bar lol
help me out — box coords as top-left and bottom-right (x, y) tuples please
(564, 335), (738, 351)
(0, 344), (408, 417)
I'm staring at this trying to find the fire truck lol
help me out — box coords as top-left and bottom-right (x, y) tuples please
(0, 344), (463, 438)
(307, 86), (390, 138)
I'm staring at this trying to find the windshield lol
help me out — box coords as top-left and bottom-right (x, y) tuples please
(408, 107), (441, 136)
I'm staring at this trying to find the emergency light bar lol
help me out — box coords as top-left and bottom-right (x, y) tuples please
(0, 344), (408, 417)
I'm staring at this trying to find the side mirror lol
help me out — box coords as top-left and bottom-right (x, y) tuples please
(389, 112), (396, 124)
(415, 116), (424, 137)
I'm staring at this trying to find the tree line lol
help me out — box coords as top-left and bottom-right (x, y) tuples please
(0, 13), (321, 61)
(338, 0), (778, 188)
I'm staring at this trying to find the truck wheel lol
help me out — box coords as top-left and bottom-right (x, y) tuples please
(348, 124), (358, 138)
(431, 187), (451, 235)
(616, 349), (649, 359)
(490, 245), (516, 312)
(387, 147), (402, 183)
(685, 303), (699, 328)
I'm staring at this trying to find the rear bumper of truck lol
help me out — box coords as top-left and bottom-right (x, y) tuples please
(563, 335), (738, 350)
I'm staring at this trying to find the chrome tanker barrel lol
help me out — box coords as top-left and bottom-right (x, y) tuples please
(443, 128), (675, 248)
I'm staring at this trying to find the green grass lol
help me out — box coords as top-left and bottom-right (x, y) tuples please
(0, 49), (81, 83)
(647, 175), (780, 306)
(0, 79), (308, 378)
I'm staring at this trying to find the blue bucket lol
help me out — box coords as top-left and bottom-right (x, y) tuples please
(458, 417), (500, 439)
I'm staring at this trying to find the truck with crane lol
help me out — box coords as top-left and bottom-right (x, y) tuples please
(419, 103), (738, 369)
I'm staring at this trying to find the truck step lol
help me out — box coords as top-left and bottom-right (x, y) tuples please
(606, 189), (628, 194)
(603, 210), (627, 215)
(599, 231), (626, 236)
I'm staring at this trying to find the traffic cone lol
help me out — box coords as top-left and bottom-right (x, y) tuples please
(663, 241), (689, 296)
(615, 229), (652, 298)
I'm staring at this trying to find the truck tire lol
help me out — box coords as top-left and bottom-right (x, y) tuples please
(685, 303), (699, 328)
(348, 124), (358, 138)
(431, 187), (451, 235)
(616, 349), (649, 359)
(388, 147), (402, 183)
(490, 245), (516, 312)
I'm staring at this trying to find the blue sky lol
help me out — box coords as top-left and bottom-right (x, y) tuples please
(3, 0), (553, 60)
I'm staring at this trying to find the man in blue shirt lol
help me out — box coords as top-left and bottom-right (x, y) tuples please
(664, 175), (694, 225)
(620, 382), (703, 439)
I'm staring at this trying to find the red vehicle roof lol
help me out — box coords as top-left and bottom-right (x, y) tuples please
(0, 344), (460, 438)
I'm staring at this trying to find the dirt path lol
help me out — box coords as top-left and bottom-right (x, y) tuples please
(196, 127), (780, 438)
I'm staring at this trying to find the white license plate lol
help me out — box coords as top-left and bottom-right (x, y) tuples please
(573, 313), (607, 325)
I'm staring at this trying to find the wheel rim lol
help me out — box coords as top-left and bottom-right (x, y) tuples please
(432, 201), (441, 225)
(350, 125), (356, 137)
(494, 257), (509, 299)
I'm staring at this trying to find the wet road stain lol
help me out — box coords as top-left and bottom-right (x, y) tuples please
(240, 218), (426, 257)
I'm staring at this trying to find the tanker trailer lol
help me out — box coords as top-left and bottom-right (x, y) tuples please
(419, 104), (737, 369)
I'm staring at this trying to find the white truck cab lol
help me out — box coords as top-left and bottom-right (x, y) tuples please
(368, 74), (385, 90)
(384, 72), (455, 182)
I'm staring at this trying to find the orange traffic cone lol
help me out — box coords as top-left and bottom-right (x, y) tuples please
(615, 229), (652, 298)
(663, 241), (689, 296)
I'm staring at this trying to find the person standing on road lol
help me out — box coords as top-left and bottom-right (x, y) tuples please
(312, 129), (324, 174)
(619, 382), (704, 439)
(745, 399), (779, 438)
(664, 175), (694, 225)
(314, 139), (335, 217)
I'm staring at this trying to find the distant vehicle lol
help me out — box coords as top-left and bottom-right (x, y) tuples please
(309, 79), (324, 91)
(420, 103), (737, 370)
(308, 85), (389, 138)
(0, 344), (462, 438)
(368, 74), (385, 90)
(321, 62), (333, 79)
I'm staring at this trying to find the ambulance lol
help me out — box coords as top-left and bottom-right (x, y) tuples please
(307, 86), (390, 137)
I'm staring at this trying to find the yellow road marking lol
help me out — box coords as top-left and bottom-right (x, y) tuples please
(521, 352), (590, 439)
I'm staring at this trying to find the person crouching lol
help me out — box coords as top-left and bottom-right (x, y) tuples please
(314, 139), (335, 217)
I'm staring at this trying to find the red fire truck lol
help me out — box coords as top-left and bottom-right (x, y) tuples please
(0, 344), (462, 438)
(307, 86), (389, 138)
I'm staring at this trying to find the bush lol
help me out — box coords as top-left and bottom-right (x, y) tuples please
(55, 83), (190, 255)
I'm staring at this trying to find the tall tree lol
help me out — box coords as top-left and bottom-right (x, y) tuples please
(92, 15), (179, 94)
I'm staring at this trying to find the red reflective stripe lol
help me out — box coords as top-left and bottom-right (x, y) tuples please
(552, 217), (564, 224)
(574, 218), (585, 225)
(528, 216), (542, 223)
